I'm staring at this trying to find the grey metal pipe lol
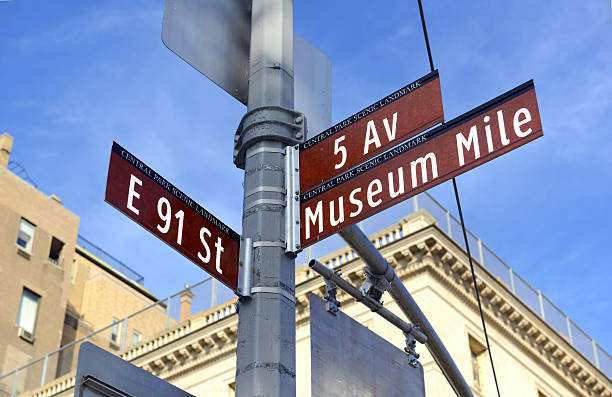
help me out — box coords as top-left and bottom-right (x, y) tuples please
(338, 224), (474, 397)
(309, 260), (427, 344)
(234, 1), (296, 396)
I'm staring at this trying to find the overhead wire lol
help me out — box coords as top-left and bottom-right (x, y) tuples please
(415, 1), (502, 396)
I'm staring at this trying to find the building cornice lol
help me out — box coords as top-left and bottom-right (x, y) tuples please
(26, 213), (612, 397)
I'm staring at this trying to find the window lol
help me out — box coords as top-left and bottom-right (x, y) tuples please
(64, 312), (78, 330)
(16, 218), (36, 253)
(48, 237), (64, 265)
(469, 336), (486, 392)
(131, 330), (141, 345)
(110, 318), (121, 344)
(17, 288), (40, 334)
(471, 350), (481, 389)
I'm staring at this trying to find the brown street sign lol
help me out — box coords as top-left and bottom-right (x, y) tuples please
(300, 80), (542, 247)
(299, 70), (444, 191)
(105, 142), (240, 292)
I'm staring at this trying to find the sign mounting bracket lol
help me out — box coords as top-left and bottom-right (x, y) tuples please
(285, 144), (301, 254)
(237, 237), (253, 298)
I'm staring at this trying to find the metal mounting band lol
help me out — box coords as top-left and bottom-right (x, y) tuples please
(243, 198), (286, 212)
(247, 146), (286, 158)
(244, 186), (286, 198)
(233, 106), (306, 169)
(250, 287), (296, 303)
(252, 241), (287, 249)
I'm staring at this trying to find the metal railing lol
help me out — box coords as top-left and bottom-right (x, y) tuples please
(76, 235), (145, 285)
(314, 193), (612, 379)
(7, 161), (38, 189)
(293, 192), (612, 381)
(1, 192), (610, 395)
(416, 192), (611, 379)
(0, 278), (212, 396)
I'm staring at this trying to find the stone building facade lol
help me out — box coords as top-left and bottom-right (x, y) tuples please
(23, 210), (612, 397)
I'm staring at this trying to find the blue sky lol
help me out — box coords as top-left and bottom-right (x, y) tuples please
(1, 0), (611, 359)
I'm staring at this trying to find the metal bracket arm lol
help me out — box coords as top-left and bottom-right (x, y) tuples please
(360, 268), (390, 302)
(309, 260), (427, 344)
(233, 106), (307, 169)
(404, 331), (421, 368)
(323, 270), (341, 315)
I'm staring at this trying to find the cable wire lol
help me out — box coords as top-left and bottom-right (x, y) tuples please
(452, 179), (501, 397)
(416, 1), (502, 396)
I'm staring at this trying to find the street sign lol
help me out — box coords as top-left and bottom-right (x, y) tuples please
(75, 342), (193, 397)
(300, 80), (542, 247)
(105, 142), (241, 293)
(310, 295), (425, 397)
(162, 0), (332, 135)
(294, 33), (332, 138)
(162, 0), (251, 103)
(300, 70), (444, 191)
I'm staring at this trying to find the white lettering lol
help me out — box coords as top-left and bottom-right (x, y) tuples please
(175, 210), (184, 245)
(329, 197), (344, 227)
(367, 179), (383, 207)
(383, 112), (398, 141)
(198, 227), (211, 263)
(305, 201), (323, 239)
(483, 115), (494, 153)
(411, 153), (438, 188)
(388, 167), (405, 198)
(456, 126), (480, 167)
(349, 188), (363, 218)
(127, 174), (142, 215)
(497, 110), (510, 146)
(334, 136), (347, 169)
(363, 120), (382, 154)
(214, 237), (224, 274)
(156, 197), (171, 233)
(513, 108), (532, 137)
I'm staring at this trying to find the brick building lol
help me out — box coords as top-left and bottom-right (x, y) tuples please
(0, 134), (167, 394)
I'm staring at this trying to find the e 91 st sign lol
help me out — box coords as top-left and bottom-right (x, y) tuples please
(105, 142), (240, 292)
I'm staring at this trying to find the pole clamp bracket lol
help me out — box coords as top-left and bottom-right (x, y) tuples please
(360, 268), (389, 302)
(323, 270), (342, 315)
(404, 328), (421, 368)
(234, 106), (307, 169)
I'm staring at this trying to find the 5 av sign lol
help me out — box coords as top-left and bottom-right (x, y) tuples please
(300, 70), (443, 190)
(300, 80), (542, 247)
(105, 142), (241, 292)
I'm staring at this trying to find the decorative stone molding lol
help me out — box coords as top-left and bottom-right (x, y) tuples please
(24, 212), (612, 397)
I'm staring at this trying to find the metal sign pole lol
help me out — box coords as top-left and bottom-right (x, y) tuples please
(234, 0), (297, 396)
(338, 224), (474, 397)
